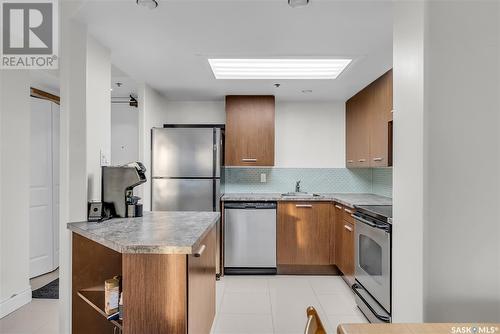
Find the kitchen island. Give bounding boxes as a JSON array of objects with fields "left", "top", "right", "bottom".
[{"left": 68, "top": 211, "right": 220, "bottom": 334}]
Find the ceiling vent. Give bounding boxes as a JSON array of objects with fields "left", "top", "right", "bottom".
[{"left": 288, "top": 0, "right": 309, "bottom": 8}]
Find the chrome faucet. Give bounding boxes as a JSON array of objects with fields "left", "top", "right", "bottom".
[{"left": 295, "top": 180, "right": 301, "bottom": 193}]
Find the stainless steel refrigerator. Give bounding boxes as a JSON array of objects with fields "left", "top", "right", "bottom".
[{"left": 151, "top": 125, "right": 223, "bottom": 212}]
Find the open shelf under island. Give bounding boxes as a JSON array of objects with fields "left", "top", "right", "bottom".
[{"left": 68, "top": 211, "right": 220, "bottom": 334}]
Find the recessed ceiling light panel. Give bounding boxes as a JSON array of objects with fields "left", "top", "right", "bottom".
[{"left": 208, "top": 59, "right": 352, "bottom": 80}]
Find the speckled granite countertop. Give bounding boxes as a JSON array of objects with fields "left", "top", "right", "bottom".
[
  {"left": 221, "top": 193, "right": 392, "bottom": 208},
  {"left": 67, "top": 211, "right": 220, "bottom": 254}
]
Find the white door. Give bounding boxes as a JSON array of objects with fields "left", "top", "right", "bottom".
[
  {"left": 29, "top": 97, "right": 57, "bottom": 278},
  {"left": 52, "top": 102, "right": 60, "bottom": 268}
]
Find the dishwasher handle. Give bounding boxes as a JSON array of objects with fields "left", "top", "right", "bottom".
[{"left": 224, "top": 202, "right": 277, "bottom": 210}]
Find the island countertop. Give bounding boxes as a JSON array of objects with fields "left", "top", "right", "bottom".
[{"left": 67, "top": 211, "right": 220, "bottom": 255}]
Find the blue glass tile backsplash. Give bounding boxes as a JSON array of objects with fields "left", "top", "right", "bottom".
[{"left": 223, "top": 167, "right": 392, "bottom": 197}]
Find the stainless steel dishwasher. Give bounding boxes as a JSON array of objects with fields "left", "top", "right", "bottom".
[{"left": 224, "top": 202, "right": 277, "bottom": 275}]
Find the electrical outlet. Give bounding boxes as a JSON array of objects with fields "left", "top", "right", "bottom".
[{"left": 260, "top": 173, "right": 267, "bottom": 183}]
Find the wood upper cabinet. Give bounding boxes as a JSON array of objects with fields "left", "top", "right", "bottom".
[
  {"left": 346, "top": 69, "right": 393, "bottom": 168},
  {"left": 345, "top": 98, "right": 358, "bottom": 167},
  {"left": 369, "top": 70, "right": 393, "bottom": 167},
  {"left": 277, "top": 202, "right": 330, "bottom": 265},
  {"left": 346, "top": 90, "right": 370, "bottom": 168},
  {"left": 225, "top": 95, "right": 275, "bottom": 166}
]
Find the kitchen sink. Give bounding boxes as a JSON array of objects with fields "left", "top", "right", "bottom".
[{"left": 281, "top": 192, "right": 321, "bottom": 198}]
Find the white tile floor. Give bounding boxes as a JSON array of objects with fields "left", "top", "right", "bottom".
[
  {"left": 0, "top": 299, "right": 59, "bottom": 334},
  {"left": 211, "top": 275, "right": 368, "bottom": 334},
  {"left": 0, "top": 275, "right": 367, "bottom": 334},
  {"left": 0, "top": 270, "right": 59, "bottom": 334}
]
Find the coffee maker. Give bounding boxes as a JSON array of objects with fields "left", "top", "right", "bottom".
[{"left": 102, "top": 162, "right": 147, "bottom": 218}]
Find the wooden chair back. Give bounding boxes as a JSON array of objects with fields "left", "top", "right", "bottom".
[{"left": 304, "top": 306, "right": 327, "bottom": 334}]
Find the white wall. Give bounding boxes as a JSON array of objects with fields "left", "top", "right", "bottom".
[
  {"left": 275, "top": 102, "right": 345, "bottom": 168},
  {"left": 86, "top": 36, "right": 111, "bottom": 201},
  {"left": 59, "top": 8, "right": 112, "bottom": 332},
  {"left": 0, "top": 71, "right": 32, "bottom": 317},
  {"left": 137, "top": 84, "right": 170, "bottom": 210},
  {"left": 393, "top": 0, "right": 500, "bottom": 323},
  {"left": 423, "top": 1, "right": 500, "bottom": 322},
  {"left": 163, "top": 101, "right": 225, "bottom": 125},
  {"left": 59, "top": 13, "right": 88, "bottom": 333},
  {"left": 111, "top": 104, "right": 139, "bottom": 165},
  {"left": 392, "top": 1, "right": 426, "bottom": 323}
]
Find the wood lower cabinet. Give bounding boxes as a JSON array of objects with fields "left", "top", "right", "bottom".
[
  {"left": 225, "top": 95, "right": 275, "bottom": 166},
  {"left": 188, "top": 227, "right": 216, "bottom": 334},
  {"left": 331, "top": 203, "right": 344, "bottom": 265},
  {"left": 332, "top": 203, "right": 355, "bottom": 283},
  {"left": 277, "top": 202, "right": 331, "bottom": 266},
  {"left": 72, "top": 226, "right": 216, "bottom": 334},
  {"left": 276, "top": 201, "right": 356, "bottom": 277},
  {"left": 346, "top": 69, "right": 393, "bottom": 168},
  {"left": 340, "top": 220, "right": 355, "bottom": 281}
]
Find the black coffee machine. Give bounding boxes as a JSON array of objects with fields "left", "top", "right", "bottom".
[{"left": 101, "top": 162, "right": 147, "bottom": 218}]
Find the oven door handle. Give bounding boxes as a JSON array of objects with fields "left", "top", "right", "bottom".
[
  {"left": 352, "top": 214, "right": 390, "bottom": 232},
  {"left": 352, "top": 283, "right": 391, "bottom": 323}
]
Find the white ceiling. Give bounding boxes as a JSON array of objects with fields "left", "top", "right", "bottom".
[
  {"left": 30, "top": 69, "right": 60, "bottom": 95},
  {"left": 111, "top": 65, "right": 138, "bottom": 98},
  {"left": 75, "top": 0, "right": 393, "bottom": 102}
]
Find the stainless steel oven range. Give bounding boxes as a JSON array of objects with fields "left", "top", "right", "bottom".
[{"left": 352, "top": 205, "right": 392, "bottom": 323}]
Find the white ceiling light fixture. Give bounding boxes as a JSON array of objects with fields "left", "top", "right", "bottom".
[
  {"left": 208, "top": 58, "right": 352, "bottom": 80},
  {"left": 288, "top": 0, "right": 309, "bottom": 8},
  {"left": 136, "top": 0, "right": 158, "bottom": 9}
]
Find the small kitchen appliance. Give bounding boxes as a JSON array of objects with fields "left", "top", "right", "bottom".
[{"left": 102, "top": 162, "right": 147, "bottom": 218}]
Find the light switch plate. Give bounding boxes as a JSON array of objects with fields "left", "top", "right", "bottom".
[
  {"left": 100, "top": 150, "right": 110, "bottom": 166},
  {"left": 260, "top": 173, "right": 267, "bottom": 183}
]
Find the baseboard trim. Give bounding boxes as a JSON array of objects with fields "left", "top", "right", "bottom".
[
  {"left": 0, "top": 287, "right": 32, "bottom": 318},
  {"left": 277, "top": 265, "right": 341, "bottom": 275}
]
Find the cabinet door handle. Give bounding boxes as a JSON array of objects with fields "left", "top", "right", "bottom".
[
  {"left": 194, "top": 244, "right": 206, "bottom": 257},
  {"left": 344, "top": 225, "right": 353, "bottom": 232},
  {"left": 344, "top": 208, "right": 353, "bottom": 214},
  {"left": 296, "top": 204, "right": 313, "bottom": 208},
  {"left": 347, "top": 160, "right": 354, "bottom": 163},
  {"left": 335, "top": 205, "right": 343, "bottom": 209},
  {"left": 373, "top": 157, "right": 383, "bottom": 162},
  {"left": 242, "top": 158, "right": 257, "bottom": 162},
  {"left": 358, "top": 159, "right": 366, "bottom": 163}
]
